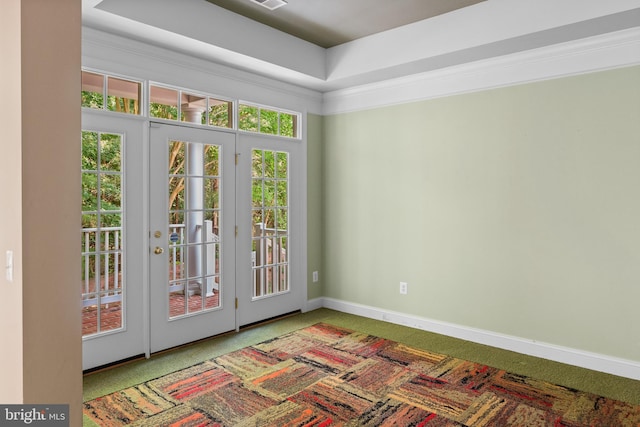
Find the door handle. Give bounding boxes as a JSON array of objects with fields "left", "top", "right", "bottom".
[{"left": 154, "top": 246, "right": 164, "bottom": 255}]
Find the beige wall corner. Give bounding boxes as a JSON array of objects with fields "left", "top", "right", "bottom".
[{"left": 19, "top": 0, "right": 83, "bottom": 425}]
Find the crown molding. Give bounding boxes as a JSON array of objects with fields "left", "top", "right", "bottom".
[{"left": 323, "top": 27, "right": 640, "bottom": 115}]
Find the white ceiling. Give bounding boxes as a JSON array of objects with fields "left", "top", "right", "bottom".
[
  {"left": 205, "top": 0, "right": 486, "bottom": 48},
  {"left": 83, "top": 0, "right": 640, "bottom": 92}
]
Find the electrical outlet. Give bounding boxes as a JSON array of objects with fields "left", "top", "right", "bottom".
[
  {"left": 399, "top": 281, "right": 408, "bottom": 295},
  {"left": 312, "top": 271, "right": 319, "bottom": 282}
]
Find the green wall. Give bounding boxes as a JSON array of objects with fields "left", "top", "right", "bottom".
[{"left": 321, "top": 66, "right": 640, "bottom": 362}]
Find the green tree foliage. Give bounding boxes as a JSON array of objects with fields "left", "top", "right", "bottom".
[
  {"left": 252, "top": 150, "right": 288, "bottom": 232},
  {"left": 82, "top": 90, "right": 139, "bottom": 115},
  {"left": 82, "top": 131, "right": 122, "bottom": 229},
  {"left": 82, "top": 90, "right": 103, "bottom": 109},
  {"left": 280, "top": 113, "right": 295, "bottom": 137},
  {"left": 239, "top": 105, "right": 259, "bottom": 132},
  {"left": 150, "top": 102, "right": 178, "bottom": 120},
  {"left": 209, "top": 103, "right": 231, "bottom": 127},
  {"left": 239, "top": 104, "right": 296, "bottom": 138},
  {"left": 260, "top": 109, "right": 278, "bottom": 135}
]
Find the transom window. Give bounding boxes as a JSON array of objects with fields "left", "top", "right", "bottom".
[
  {"left": 149, "top": 84, "right": 233, "bottom": 129},
  {"left": 81, "top": 70, "right": 142, "bottom": 115},
  {"left": 81, "top": 70, "right": 302, "bottom": 139},
  {"left": 239, "top": 103, "right": 299, "bottom": 138}
]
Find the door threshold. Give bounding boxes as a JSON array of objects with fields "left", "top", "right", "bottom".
[
  {"left": 83, "top": 354, "right": 146, "bottom": 376},
  {"left": 239, "top": 310, "right": 301, "bottom": 331}
]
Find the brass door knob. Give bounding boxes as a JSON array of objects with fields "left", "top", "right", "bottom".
[{"left": 154, "top": 246, "right": 164, "bottom": 255}]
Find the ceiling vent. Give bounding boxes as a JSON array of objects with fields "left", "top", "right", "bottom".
[{"left": 250, "top": 0, "right": 287, "bottom": 11}]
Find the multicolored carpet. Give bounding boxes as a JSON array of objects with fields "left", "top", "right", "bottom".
[{"left": 84, "top": 323, "right": 640, "bottom": 426}]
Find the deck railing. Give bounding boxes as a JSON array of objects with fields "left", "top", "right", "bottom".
[
  {"left": 82, "top": 226, "right": 122, "bottom": 308},
  {"left": 81, "top": 222, "right": 220, "bottom": 307},
  {"left": 168, "top": 221, "right": 220, "bottom": 296}
]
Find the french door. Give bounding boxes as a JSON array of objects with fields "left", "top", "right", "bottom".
[
  {"left": 83, "top": 118, "right": 306, "bottom": 367},
  {"left": 149, "top": 124, "right": 236, "bottom": 352},
  {"left": 235, "top": 133, "right": 305, "bottom": 326},
  {"left": 81, "top": 111, "right": 145, "bottom": 370}
]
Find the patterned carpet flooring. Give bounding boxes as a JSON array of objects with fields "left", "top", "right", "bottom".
[{"left": 84, "top": 323, "right": 640, "bottom": 426}]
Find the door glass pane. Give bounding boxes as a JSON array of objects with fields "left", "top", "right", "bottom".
[
  {"left": 251, "top": 149, "right": 289, "bottom": 299},
  {"left": 81, "top": 131, "right": 124, "bottom": 337},
  {"left": 168, "top": 140, "right": 222, "bottom": 318}
]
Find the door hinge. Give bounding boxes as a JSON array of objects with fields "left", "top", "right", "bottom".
[
  {"left": 235, "top": 153, "right": 239, "bottom": 165},
  {"left": 235, "top": 298, "right": 238, "bottom": 309},
  {"left": 235, "top": 225, "right": 238, "bottom": 237}
]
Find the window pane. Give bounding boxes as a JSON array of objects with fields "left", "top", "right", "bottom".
[
  {"left": 107, "top": 77, "right": 141, "bottom": 115},
  {"left": 276, "top": 181, "right": 287, "bottom": 207},
  {"left": 276, "top": 208, "right": 288, "bottom": 231},
  {"left": 252, "top": 180, "right": 263, "bottom": 206},
  {"left": 252, "top": 149, "right": 263, "bottom": 178},
  {"left": 263, "top": 150, "right": 275, "bottom": 178},
  {"left": 209, "top": 98, "right": 232, "bottom": 128},
  {"left": 99, "top": 133, "right": 122, "bottom": 171},
  {"left": 203, "top": 145, "right": 220, "bottom": 176},
  {"left": 263, "top": 180, "right": 276, "bottom": 206},
  {"left": 82, "top": 213, "right": 98, "bottom": 230},
  {"left": 169, "top": 177, "right": 185, "bottom": 211},
  {"left": 239, "top": 104, "right": 258, "bottom": 132},
  {"left": 169, "top": 141, "right": 185, "bottom": 175},
  {"left": 100, "top": 174, "right": 121, "bottom": 211},
  {"left": 204, "top": 178, "right": 219, "bottom": 209},
  {"left": 82, "top": 131, "right": 98, "bottom": 170},
  {"left": 181, "top": 92, "right": 207, "bottom": 124},
  {"left": 280, "top": 113, "right": 295, "bottom": 137},
  {"left": 82, "top": 173, "right": 98, "bottom": 212},
  {"left": 260, "top": 109, "right": 278, "bottom": 135},
  {"left": 150, "top": 85, "right": 179, "bottom": 120},
  {"left": 101, "top": 213, "right": 122, "bottom": 228},
  {"left": 81, "top": 71, "right": 104, "bottom": 109},
  {"left": 276, "top": 151, "right": 288, "bottom": 179}
]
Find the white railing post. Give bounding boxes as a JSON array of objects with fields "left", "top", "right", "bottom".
[
  {"left": 104, "top": 230, "right": 110, "bottom": 296},
  {"left": 205, "top": 220, "right": 219, "bottom": 296},
  {"left": 114, "top": 229, "right": 120, "bottom": 295}
]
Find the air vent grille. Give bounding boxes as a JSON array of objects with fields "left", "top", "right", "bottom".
[{"left": 250, "top": 0, "right": 287, "bottom": 11}]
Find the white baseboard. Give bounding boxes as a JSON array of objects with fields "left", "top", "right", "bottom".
[
  {"left": 304, "top": 297, "right": 324, "bottom": 312},
  {"left": 309, "top": 297, "right": 640, "bottom": 381}
]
